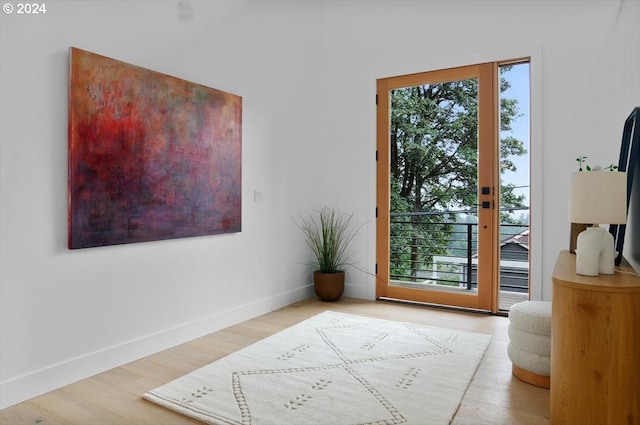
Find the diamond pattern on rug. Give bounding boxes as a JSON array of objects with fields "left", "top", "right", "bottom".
[
  {"left": 143, "top": 311, "right": 492, "bottom": 425},
  {"left": 317, "top": 322, "right": 451, "bottom": 363},
  {"left": 233, "top": 364, "right": 403, "bottom": 425}
]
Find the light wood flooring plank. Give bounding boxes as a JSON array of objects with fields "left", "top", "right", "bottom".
[{"left": 0, "top": 297, "right": 550, "bottom": 425}]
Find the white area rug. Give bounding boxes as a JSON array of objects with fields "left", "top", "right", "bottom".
[{"left": 144, "top": 311, "right": 492, "bottom": 425}]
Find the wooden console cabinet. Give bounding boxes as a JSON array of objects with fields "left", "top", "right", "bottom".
[{"left": 551, "top": 250, "right": 640, "bottom": 425}]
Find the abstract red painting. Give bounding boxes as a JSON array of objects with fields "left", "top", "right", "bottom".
[{"left": 68, "top": 47, "right": 242, "bottom": 249}]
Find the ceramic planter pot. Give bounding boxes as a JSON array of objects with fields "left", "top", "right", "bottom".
[{"left": 313, "top": 271, "right": 345, "bottom": 302}]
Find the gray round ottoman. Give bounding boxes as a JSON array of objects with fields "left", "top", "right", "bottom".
[{"left": 508, "top": 300, "right": 551, "bottom": 388}]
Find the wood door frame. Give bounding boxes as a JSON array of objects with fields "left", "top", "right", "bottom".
[{"left": 376, "top": 62, "right": 498, "bottom": 312}]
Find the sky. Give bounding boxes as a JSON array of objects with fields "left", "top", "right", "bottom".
[{"left": 500, "top": 62, "right": 530, "bottom": 210}]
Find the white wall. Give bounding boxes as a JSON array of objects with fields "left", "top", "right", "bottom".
[
  {"left": 317, "top": 0, "right": 640, "bottom": 301},
  {"left": 0, "top": 0, "right": 323, "bottom": 409},
  {"left": 1, "top": 0, "right": 638, "bottom": 410}
]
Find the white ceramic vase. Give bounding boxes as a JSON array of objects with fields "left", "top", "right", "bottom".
[{"left": 575, "top": 226, "right": 616, "bottom": 276}]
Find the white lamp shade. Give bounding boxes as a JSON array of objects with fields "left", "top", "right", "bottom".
[{"left": 568, "top": 171, "right": 627, "bottom": 224}]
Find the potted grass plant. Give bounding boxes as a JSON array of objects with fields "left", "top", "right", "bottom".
[{"left": 295, "top": 207, "right": 362, "bottom": 301}]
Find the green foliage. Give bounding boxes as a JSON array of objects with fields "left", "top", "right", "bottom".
[
  {"left": 390, "top": 212, "right": 453, "bottom": 282},
  {"left": 576, "top": 156, "right": 588, "bottom": 171},
  {"left": 389, "top": 67, "right": 527, "bottom": 280},
  {"left": 576, "top": 156, "right": 618, "bottom": 172},
  {"left": 295, "top": 208, "right": 362, "bottom": 273}
]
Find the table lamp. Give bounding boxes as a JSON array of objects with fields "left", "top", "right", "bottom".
[{"left": 568, "top": 170, "right": 627, "bottom": 276}]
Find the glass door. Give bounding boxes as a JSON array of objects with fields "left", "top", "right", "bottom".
[
  {"left": 376, "top": 63, "right": 498, "bottom": 311},
  {"left": 497, "top": 61, "right": 531, "bottom": 311}
]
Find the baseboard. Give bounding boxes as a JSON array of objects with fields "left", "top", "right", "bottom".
[{"left": 0, "top": 284, "right": 314, "bottom": 410}]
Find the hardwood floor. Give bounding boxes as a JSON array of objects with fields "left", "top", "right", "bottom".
[{"left": 0, "top": 297, "right": 550, "bottom": 425}]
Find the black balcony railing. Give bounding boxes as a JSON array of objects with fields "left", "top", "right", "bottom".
[{"left": 390, "top": 210, "right": 529, "bottom": 294}]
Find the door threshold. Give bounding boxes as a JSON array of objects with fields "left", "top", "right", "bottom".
[{"left": 376, "top": 296, "right": 506, "bottom": 316}]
